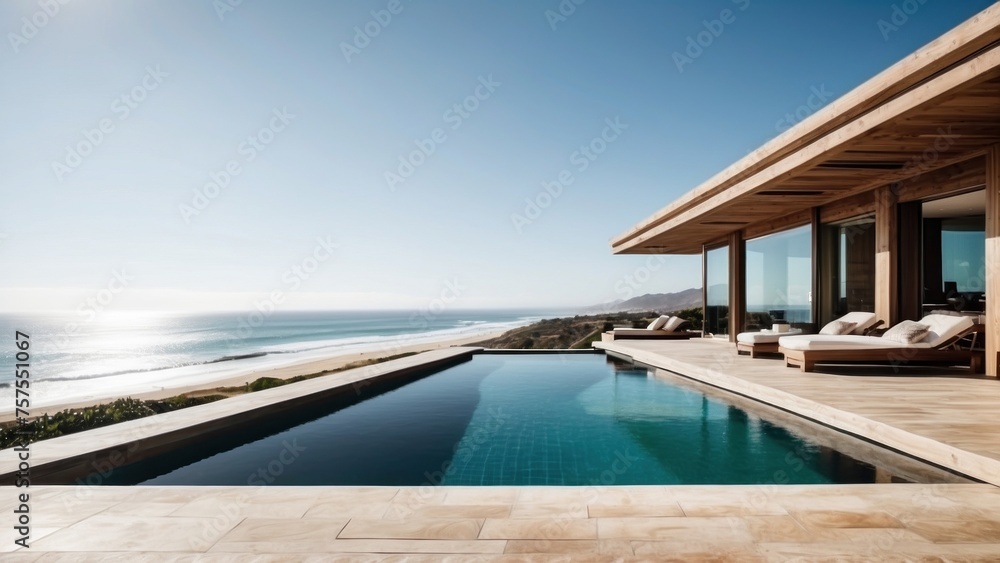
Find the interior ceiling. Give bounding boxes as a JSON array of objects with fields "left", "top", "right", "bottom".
[
  {"left": 922, "top": 189, "right": 987, "bottom": 218},
  {"left": 614, "top": 66, "right": 1000, "bottom": 255}
]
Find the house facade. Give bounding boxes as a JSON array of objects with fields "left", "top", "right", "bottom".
[{"left": 612, "top": 4, "right": 1000, "bottom": 376}]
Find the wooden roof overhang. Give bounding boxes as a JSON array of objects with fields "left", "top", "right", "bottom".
[{"left": 612, "top": 3, "right": 1000, "bottom": 255}]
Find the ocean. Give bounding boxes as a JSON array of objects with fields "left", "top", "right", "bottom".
[{"left": 0, "top": 309, "right": 558, "bottom": 411}]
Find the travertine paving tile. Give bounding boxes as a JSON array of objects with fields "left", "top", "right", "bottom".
[
  {"left": 338, "top": 517, "right": 483, "bottom": 540},
  {"left": 221, "top": 517, "right": 349, "bottom": 542},
  {"left": 210, "top": 538, "right": 507, "bottom": 555},
  {"left": 30, "top": 514, "right": 237, "bottom": 551},
  {"left": 443, "top": 487, "right": 521, "bottom": 505},
  {"left": 744, "top": 515, "right": 813, "bottom": 543},
  {"left": 760, "top": 540, "right": 1000, "bottom": 560},
  {"left": 303, "top": 500, "right": 392, "bottom": 519},
  {"left": 381, "top": 503, "right": 512, "bottom": 520},
  {"left": 791, "top": 509, "right": 905, "bottom": 529},
  {"left": 479, "top": 517, "right": 597, "bottom": 540},
  {"left": 630, "top": 540, "right": 763, "bottom": 560},
  {"left": 504, "top": 539, "right": 633, "bottom": 556},
  {"left": 588, "top": 503, "right": 684, "bottom": 518},
  {"left": 102, "top": 502, "right": 188, "bottom": 517},
  {"left": 29, "top": 500, "right": 119, "bottom": 528},
  {"left": 509, "top": 502, "right": 589, "bottom": 519},
  {"left": 171, "top": 495, "right": 314, "bottom": 519},
  {"left": 598, "top": 517, "right": 753, "bottom": 543},
  {"left": 906, "top": 519, "right": 1000, "bottom": 543}
]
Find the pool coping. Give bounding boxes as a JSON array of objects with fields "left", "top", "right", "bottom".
[{"left": 0, "top": 346, "right": 481, "bottom": 483}]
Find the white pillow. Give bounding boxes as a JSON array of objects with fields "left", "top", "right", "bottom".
[
  {"left": 664, "top": 316, "right": 687, "bottom": 332},
  {"left": 819, "top": 320, "right": 857, "bottom": 335},
  {"left": 881, "top": 320, "right": 930, "bottom": 345},
  {"left": 647, "top": 315, "right": 671, "bottom": 331}
]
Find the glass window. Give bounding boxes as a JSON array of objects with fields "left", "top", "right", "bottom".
[
  {"left": 941, "top": 216, "right": 985, "bottom": 292},
  {"left": 820, "top": 216, "right": 875, "bottom": 322},
  {"left": 745, "top": 224, "right": 812, "bottom": 330},
  {"left": 704, "top": 245, "right": 729, "bottom": 336}
]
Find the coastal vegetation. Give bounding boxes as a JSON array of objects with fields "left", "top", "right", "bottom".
[
  {"left": 476, "top": 308, "right": 702, "bottom": 349},
  {"left": 0, "top": 352, "right": 417, "bottom": 449}
]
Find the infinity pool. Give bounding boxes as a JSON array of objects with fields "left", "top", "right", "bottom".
[{"left": 104, "top": 352, "right": 965, "bottom": 485}]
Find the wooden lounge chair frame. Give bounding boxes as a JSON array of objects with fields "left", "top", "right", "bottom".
[
  {"left": 737, "top": 320, "right": 885, "bottom": 359},
  {"left": 779, "top": 324, "right": 984, "bottom": 373},
  {"left": 602, "top": 321, "right": 697, "bottom": 341}
]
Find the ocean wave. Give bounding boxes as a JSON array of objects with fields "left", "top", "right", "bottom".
[{"left": 6, "top": 319, "right": 532, "bottom": 385}]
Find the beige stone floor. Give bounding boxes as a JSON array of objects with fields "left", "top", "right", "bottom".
[
  {"left": 1, "top": 483, "right": 999, "bottom": 559},
  {"left": 2, "top": 341, "right": 1000, "bottom": 559}
]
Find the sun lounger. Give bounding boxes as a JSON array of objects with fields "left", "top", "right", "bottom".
[
  {"left": 778, "top": 314, "right": 983, "bottom": 373},
  {"left": 736, "top": 312, "right": 882, "bottom": 358},
  {"left": 601, "top": 315, "right": 697, "bottom": 341}
]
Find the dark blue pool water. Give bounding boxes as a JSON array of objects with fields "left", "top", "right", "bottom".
[{"left": 104, "top": 353, "right": 939, "bottom": 485}]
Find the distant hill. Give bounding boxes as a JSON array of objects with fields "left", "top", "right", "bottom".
[{"left": 584, "top": 288, "right": 702, "bottom": 314}]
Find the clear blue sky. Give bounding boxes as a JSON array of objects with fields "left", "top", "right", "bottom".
[{"left": 1, "top": 0, "right": 994, "bottom": 312}]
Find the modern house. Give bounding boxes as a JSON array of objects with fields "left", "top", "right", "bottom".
[{"left": 611, "top": 3, "right": 1000, "bottom": 376}]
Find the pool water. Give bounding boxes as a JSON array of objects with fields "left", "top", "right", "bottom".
[{"left": 104, "top": 353, "right": 955, "bottom": 486}]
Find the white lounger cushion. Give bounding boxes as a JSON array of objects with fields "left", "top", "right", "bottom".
[
  {"left": 737, "top": 332, "right": 785, "bottom": 344},
  {"left": 779, "top": 314, "right": 974, "bottom": 351},
  {"left": 664, "top": 316, "right": 687, "bottom": 332},
  {"left": 920, "top": 314, "right": 974, "bottom": 347},
  {"left": 836, "top": 312, "right": 878, "bottom": 335},
  {"left": 778, "top": 334, "right": 929, "bottom": 351},
  {"left": 613, "top": 327, "right": 684, "bottom": 334},
  {"left": 647, "top": 315, "right": 671, "bottom": 330}
]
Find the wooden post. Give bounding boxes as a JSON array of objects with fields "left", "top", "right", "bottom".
[
  {"left": 986, "top": 145, "right": 1000, "bottom": 377},
  {"left": 728, "top": 231, "right": 746, "bottom": 342},
  {"left": 701, "top": 245, "right": 708, "bottom": 336},
  {"left": 875, "top": 186, "right": 898, "bottom": 327}
]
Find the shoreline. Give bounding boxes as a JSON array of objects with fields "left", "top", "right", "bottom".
[{"left": 0, "top": 330, "right": 504, "bottom": 424}]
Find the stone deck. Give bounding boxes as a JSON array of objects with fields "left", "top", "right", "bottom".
[{"left": 1, "top": 340, "right": 999, "bottom": 559}]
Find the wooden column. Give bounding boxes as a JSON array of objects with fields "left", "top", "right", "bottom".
[
  {"left": 728, "top": 231, "right": 746, "bottom": 342},
  {"left": 701, "top": 245, "right": 708, "bottom": 335},
  {"left": 875, "top": 186, "right": 898, "bottom": 326},
  {"left": 986, "top": 144, "right": 1000, "bottom": 377}
]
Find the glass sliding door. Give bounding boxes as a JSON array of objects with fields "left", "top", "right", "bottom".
[
  {"left": 704, "top": 245, "right": 729, "bottom": 337},
  {"left": 744, "top": 224, "right": 812, "bottom": 330}
]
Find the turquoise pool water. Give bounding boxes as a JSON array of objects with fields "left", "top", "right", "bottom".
[{"left": 104, "top": 353, "right": 947, "bottom": 485}]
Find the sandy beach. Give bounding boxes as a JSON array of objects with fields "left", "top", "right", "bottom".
[{"left": 0, "top": 330, "right": 505, "bottom": 424}]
